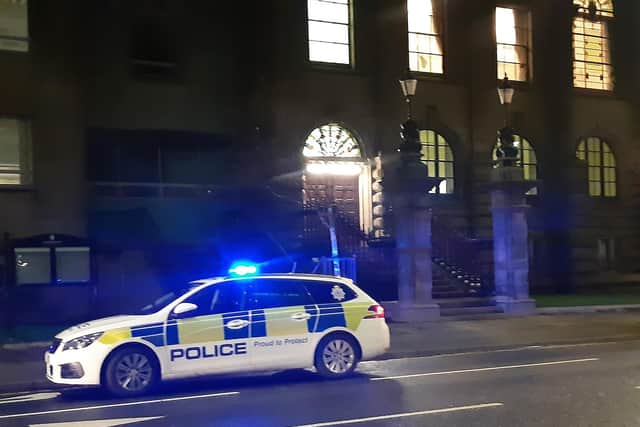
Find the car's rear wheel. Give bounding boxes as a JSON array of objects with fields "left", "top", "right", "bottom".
[
  {"left": 314, "top": 333, "right": 360, "bottom": 379},
  {"left": 104, "top": 346, "right": 158, "bottom": 397}
]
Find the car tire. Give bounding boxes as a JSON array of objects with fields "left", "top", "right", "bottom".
[
  {"left": 314, "top": 333, "right": 360, "bottom": 379},
  {"left": 104, "top": 346, "right": 159, "bottom": 397}
]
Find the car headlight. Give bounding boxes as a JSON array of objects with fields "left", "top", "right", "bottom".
[{"left": 62, "top": 332, "right": 103, "bottom": 351}]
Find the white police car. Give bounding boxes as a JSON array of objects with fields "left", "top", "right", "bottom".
[{"left": 45, "top": 273, "right": 390, "bottom": 396}]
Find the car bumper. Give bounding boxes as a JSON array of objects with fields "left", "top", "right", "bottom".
[
  {"left": 45, "top": 345, "right": 110, "bottom": 386},
  {"left": 356, "top": 319, "right": 391, "bottom": 360}
]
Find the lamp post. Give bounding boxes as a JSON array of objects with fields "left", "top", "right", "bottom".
[
  {"left": 488, "top": 75, "right": 537, "bottom": 315},
  {"left": 387, "top": 70, "right": 441, "bottom": 322},
  {"left": 399, "top": 70, "right": 418, "bottom": 120},
  {"left": 397, "top": 71, "right": 421, "bottom": 160},
  {"left": 496, "top": 75, "right": 518, "bottom": 167}
]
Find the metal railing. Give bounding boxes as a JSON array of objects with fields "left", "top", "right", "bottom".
[
  {"left": 312, "top": 256, "right": 357, "bottom": 282},
  {"left": 432, "top": 215, "right": 494, "bottom": 296}
]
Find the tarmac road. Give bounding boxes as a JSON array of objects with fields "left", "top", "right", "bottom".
[{"left": 1, "top": 341, "right": 639, "bottom": 426}]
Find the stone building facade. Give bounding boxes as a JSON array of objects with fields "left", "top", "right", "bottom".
[{"left": 1, "top": 0, "right": 639, "bottom": 322}]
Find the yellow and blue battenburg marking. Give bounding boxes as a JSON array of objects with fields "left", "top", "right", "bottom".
[
  {"left": 97, "top": 302, "right": 373, "bottom": 348},
  {"left": 131, "top": 323, "right": 165, "bottom": 346},
  {"left": 316, "top": 303, "right": 347, "bottom": 331},
  {"left": 98, "top": 323, "right": 167, "bottom": 347}
]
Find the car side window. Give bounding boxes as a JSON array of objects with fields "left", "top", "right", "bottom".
[
  {"left": 173, "top": 286, "right": 218, "bottom": 319},
  {"left": 173, "top": 282, "right": 246, "bottom": 318},
  {"left": 210, "top": 281, "right": 247, "bottom": 314},
  {"left": 304, "top": 281, "right": 357, "bottom": 304},
  {"left": 246, "top": 279, "right": 314, "bottom": 310}
]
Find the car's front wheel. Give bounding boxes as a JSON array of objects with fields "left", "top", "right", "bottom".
[
  {"left": 104, "top": 346, "right": 158, "bottom": 397},
  {"left": 314, "top": 333, "right": 360, "bottom": 379}
]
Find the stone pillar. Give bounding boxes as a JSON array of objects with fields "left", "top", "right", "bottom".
[
  {"left": 387, "top": 119, "right": 441, "bottom": 322},
  {"left": 489, "top": 166, "right": 537, "bottom": 315}
]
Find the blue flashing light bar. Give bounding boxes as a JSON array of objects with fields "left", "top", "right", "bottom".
[{"left": 228, "top": 261, "right": 260, "bottom": 277}]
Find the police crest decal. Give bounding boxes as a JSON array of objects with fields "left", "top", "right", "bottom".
[{"left": 331, "top": 285, "right": 346, "bottom": 301}]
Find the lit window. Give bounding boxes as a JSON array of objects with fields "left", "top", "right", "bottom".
[
  {"left": 576, "top": 137, "right": 616, "bottom": 197},
  {"left": 573, "top": 0, "right": 613, "bottom": 90},
  {"left": 0, "top": 0, "right": 28, "bottom": 52},
  {"left": 492, "top": 134, "right": 538, "bottom": 195},
  {"left": 303, "top": 124, "right": 361, "bottom": 158},
  {"left": 495, "top": 7, "right": 530, "bottom": 82},
  {"left": 407, "top": 0, "right": 443, "bottom": 74},
  {"left": 420, "top": 130, "right": 454, "bottom": 194},
  {"left": 307, "top": 0, "right": 351, "bottom": 65},
  {"left": 0, "top": 118, "right": 32, "bottom": 186}
]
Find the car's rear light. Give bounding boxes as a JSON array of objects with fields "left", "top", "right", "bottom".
[{"left": 364, "top": 304, "right": 385, "bottom": 319}]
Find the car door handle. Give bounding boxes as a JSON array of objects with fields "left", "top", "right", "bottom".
[
  {"left": 226, "top": 319, "right": 250, "bottom": 329},
  {"left": 291, "top": 312, "right": 311, "bottom": 321}
]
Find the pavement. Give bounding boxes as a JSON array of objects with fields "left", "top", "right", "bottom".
[
  {"left": 2, "top": 311, "right": 640, "bottom": 395},
  {"left": 2, "top": 340, "right": 640, "bottom": 425}
]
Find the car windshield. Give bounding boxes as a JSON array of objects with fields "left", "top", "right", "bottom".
[{"left": 137, "top": 283, "right": 202, "bottom": 314}]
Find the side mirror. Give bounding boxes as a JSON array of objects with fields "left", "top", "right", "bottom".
[{"left": 173, "top": 302, "right": 198, "bottom": 316}]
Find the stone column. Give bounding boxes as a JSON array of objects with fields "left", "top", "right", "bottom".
[
  {"left": 387, "top": 119, "right": 441, "bottom": 322},
  {"left": 489, "top": 166, "right": 537, "bottom": 315}
]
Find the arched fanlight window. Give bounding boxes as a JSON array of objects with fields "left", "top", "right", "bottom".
[
  {"left": 492, "top": 134, "right": 538, "bottom": 195},
  {"left": 576, "top": 137, "right": 616, "bottom": 197},
  {"left": 303, "top": 123, "right": 361, "bottom": 159},
  {"left": 419, "top": 130, "right": 454, "bottom": 194}
]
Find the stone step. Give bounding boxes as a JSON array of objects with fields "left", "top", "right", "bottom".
[
  {"left": 433, "top": 290, "right": 467, "bottom": 299},
  {"left": 435, "top": 297, "right": 496, "bottom": 309},
  {"left": 440, "top": 305, "right": 503, "bottom": 317},
  {"left": 438, "top": 312, "right": 507, "bottom": 321},
  {"left": 433, "top": 282, "right": 461, "bottom": 291}
]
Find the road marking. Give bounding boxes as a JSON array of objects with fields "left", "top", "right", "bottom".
[
  {"left": 0, "top": 392, "right": 60, "bottom": 405},
  {"left": 0, "top": 391, "right": 239, "bottom": 420},
  {"left": 290, "top": 402, "right": 504, "bottom": 427},
  {"left": 0, "top": 387, "right": 78, "bottom": 399},
  {"left": 30, "top": 416, "right": 164, "bottom": 427},
  {"left": 360, "top": 346, "right": 546, "bottom": 365},
  {"left": 371, "top": 358, "right": 599, "bottom": 381},
  {"left": 362, "top": 340, "right": 638, "bottom": 365}
]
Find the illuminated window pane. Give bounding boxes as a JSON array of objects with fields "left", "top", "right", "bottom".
[
  {"left": 303, "top": 124, "right": 361, "bottom": 158},
  {"left": 0, "top": 0, "right": 29, "bottom": 52},
  {"left": 573, "top": 2, "right": 613, "bottom": 91},
  {"left": 419, "top": 130, "right": 454, "bottom": 194},
  {"left": 407, "top": 0, "right": 443, "bottom": 74},
  {"left": 576, "top": 141, "right": 586, "bottom": 160},
  {"left": 0, "top": 118, "right": 32, "bottom": 186},
  {"left": 445, "top": 162, "right": 453, "bottom": 177},
  {"left": 495, "top": 7, "right": 530, "bottom": 82},
  {"left": 307, "top": 0, "right": 351, "bottom": 65},
  {"left": 308, "top": 21, "right": 349, "bottom": 44},
  {"left": 308, "top": 0, "right": 349, "bottom": 24},
  {"left": 573, "top": 0, "right": 614, "bottom": 18},
  {"left": 576, "top": 137, "right": 616, "bottom": 197},
  {"left": 492, "top": 134, "right": 538, "bottom": 194},
  {"left": 427, "top": 161, "right": 436, "bottom": 174},
  {"left": 428, "top": 145, "right": 436, "bottom": 160},
  {"left": 309, "top": 41, "right": 350, "bottom": 64}
]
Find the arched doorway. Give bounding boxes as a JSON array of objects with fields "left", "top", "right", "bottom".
[{"left": 302, "top": 123, "right": 372, "bottom": 233}]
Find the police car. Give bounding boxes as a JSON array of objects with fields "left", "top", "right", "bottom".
[{"left": 45, "top": 272, "right": 390, "bottom": 396}]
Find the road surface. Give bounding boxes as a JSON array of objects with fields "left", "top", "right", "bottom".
[{"left": 1, "top": 340, "right": 639, "bottom": 426}]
